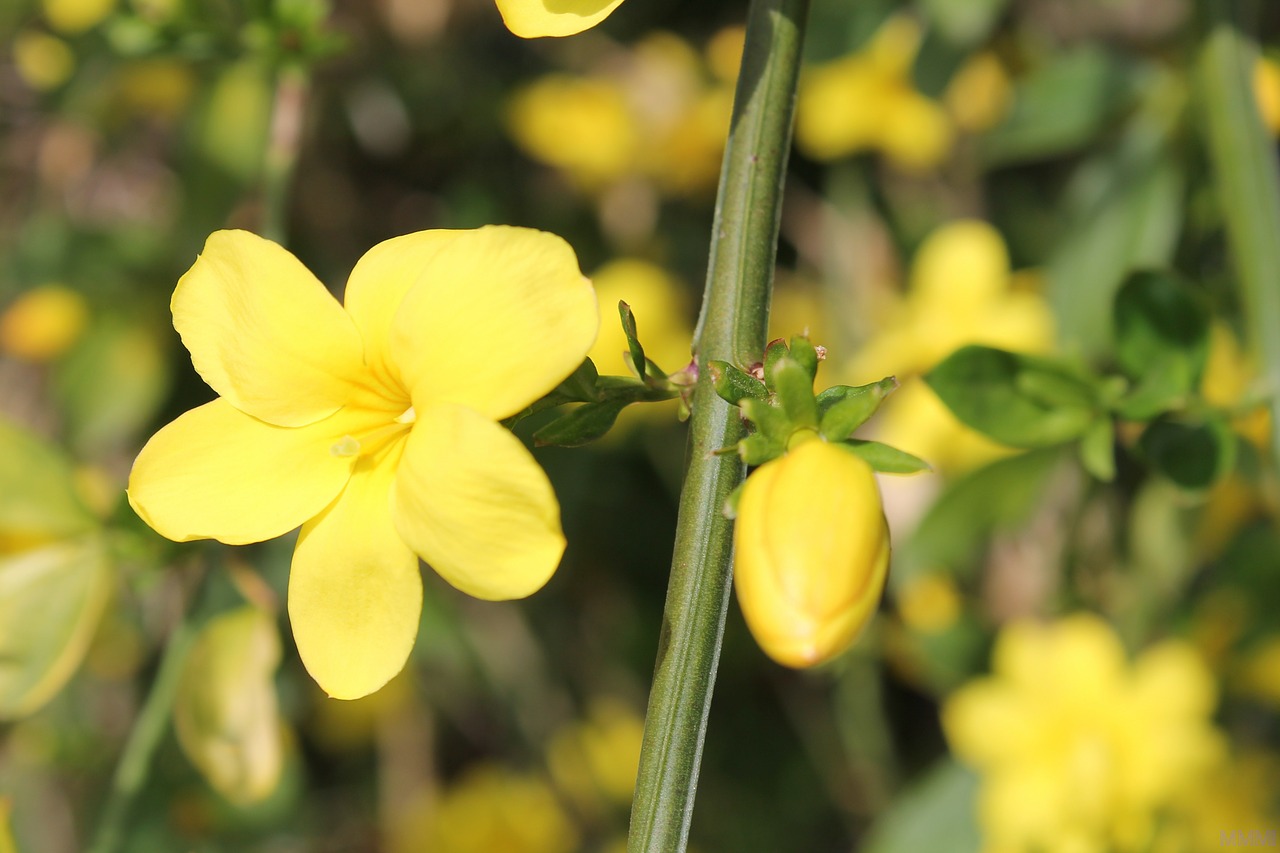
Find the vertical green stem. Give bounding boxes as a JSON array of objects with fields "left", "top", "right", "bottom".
[
  {"left": 86, "top": 593, "right": 200, "bottom": 853},
  {"left": 627, "top": 1, "right": 810, "bottom": 850},
  {"left": 1196, "top": 0, "right": 1280, "bottom": 462},
  {"left": 261, "top": 63, "right": 310, "bottom": 245}
]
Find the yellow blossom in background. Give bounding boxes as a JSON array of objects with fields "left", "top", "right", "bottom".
[
  {"left": 589, "top": 259, "right": 692, "bottom": 377},
  {"left": 42, "top": 0, "right": 117, "bottom": 34},
  {"left": 943, "top": 614, "right": 1224, "bottom": 853},
  {"left": 796, "top": 16, "right": 953, "bottom": 171},
  {"left": 734, "top": 438, "right": 890, "bottom": 668},
  {"left": 12, "top": 31, "right": 75, "bottom": 92},
  {"left": 495, "top": 0, "right": 626, "bottom": 38},
  {"left": 1200, "top": 320, "right": 1270, "bottom": 450},
  {"left": 944, "top": 52, "right": 1013, "bottom": 134},
  {"left": 848, "top": 220, "right": 1055, "bottom": 473},
  {"left": 0, "top": 284, "right": 90, "bottom": 362},
  {"left": 110, "top": 59, "right": 197, "bottom": 123},
  {"left": 507, "top": 29, "right": 738, "bottom": 199},
  {"left": 127, "top": 227, "right": 598, "bottom": 700},
  {"left": 0, "top": 796, "right": 14, "bottom": 853},
  {"left": 896, "top": 572, "right": 961, "bottom": 635},
  {"left": 1254, "top": 57, "right": 1280, "bottom": 135},
  {"left": 547, "top": 697, "right": 644, "bottom": 812},
  {"left": 394, "top": 765, "right": 578, "bottom": 853}
]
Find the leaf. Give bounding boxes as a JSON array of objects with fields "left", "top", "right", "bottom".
[
  {"left": 618, "top": 301, "right": 647, "bottom": 381},
  {"left": 1079, "top": 417, "right": 1116, "bottom": 481},
  {"left": 709, "top": 360, "right": 768, "bottom": 405},
  {"left": 817, "top": 378, "right": 896, "bottom": 441},
  {"left": 0, "top": 418, "right": 97, "bottom": 542},
  {"left": 174, "top": 607, "right": 284, "bottom": 805},
  {"left": 919, "top": 0, "right": 1007, "bottom": 46},
  {"left": 841, "top": 440, "right": 930, "bottom": 474},
  {"left": 863, "top": 760, "right": 982, "bottom": 853},
  {"left": 0, "top": 536, "right": 112, "bottom": 719},
  {"left": 788, "top": 335, "right": 820, "bottom": 382},
  {"left": 1138, "top": 414, "right": 1236, "bottom": 492},
  {"left": 768, "top": 357, "right": 819, "bottom": 429},
  {"left": 1112, "top": 269, "right": 1210, "bottom": 398},
  {"left": 533, "top": 400, "right": 629, "bottom": 448},
  {"left": 925, "top": 346, "right": 1098, "bottom": 448}
]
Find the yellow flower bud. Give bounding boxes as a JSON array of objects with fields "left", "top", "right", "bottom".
[{"left": 733, "top": 439, "right": 890, "bottom": 668}]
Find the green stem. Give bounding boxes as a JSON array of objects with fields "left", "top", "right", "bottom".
[
  {"left": 261, "top": 63, "right": 310, "bottom": 244},
  {"left": 86, "top": 577, "right": 204, "bottom": 853},
  {"left": 1196, "top": 1, "right": 1280, "bottom": 463},
  {"left": 626, "top": 1, "right": 810, "bottom": 850}
]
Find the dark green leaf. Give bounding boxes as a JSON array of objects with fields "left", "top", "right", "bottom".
[
  {"left": 863, "top": 761, "right": 981, "bottom": 853},
  {"left": 1138, "top": 414, "right": 1236, "bottom": 491},
  {"left": 532, "top": 400, "right": 629, "bottom": 448},
  {"left": 618, "top": 301, "right": 647, "bottom": 381},
  {"left": 1113, "top": 269, "right": 1210, "bottom": 397},
  {"left": 925, "top": 346, "right": 1098, "bottom": 447}
]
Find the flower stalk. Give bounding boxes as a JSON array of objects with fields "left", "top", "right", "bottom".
[{"left": 626, "top": 0, "right": 810, "bottom": 850}]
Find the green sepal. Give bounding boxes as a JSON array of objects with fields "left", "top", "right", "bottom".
[
  {"left": 768, "top": 357, "right": 819, "bottom": 429},
  {"left": 722, "top": 481, "right": 747, "bottom": 520},
  {"left": 533, "top": 400, "right": 629, "bottom": 448},
  {"left": 709, "top": 360, "right": 768, "bottom": 405},
  {"left": 739, "top": 396, "right": 792, "bottom": 445},
  {"left": 736, "top": 432, "right": 783, "bottom": 466},
  {"left": 1079, "top": 417, "right": 1116, "bottom": 481},
  {"left": 817, "top": 377, "right": 897, "bottom": 441},
  {"left": 761, "top": 338, "right": 789, "bottom": 392},
  {"left": 1137, "top": 413, "right": 1236, "bottom": 492},
  {"left": 619, "top": 301, "right": 648, "bottom": 382},
  {"left": 839, "top": 439, "right": 931, "bottom": 474},
  {"left": 926, "top": 346, "right": 1098, "bottom": 448},
  {"left": 788, "top": 335, "right": 820, "bottom": 382}
]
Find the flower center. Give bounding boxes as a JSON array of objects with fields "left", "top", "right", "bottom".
[{"left": 329, "top": 406, "right": 416, "bottom": 460}]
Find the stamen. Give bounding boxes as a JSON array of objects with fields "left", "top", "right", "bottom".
[{"left": 396, "top": 407, "right": 417, "bottom": 424}]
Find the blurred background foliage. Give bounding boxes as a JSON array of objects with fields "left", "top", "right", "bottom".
[{"left": 2, "top": 0, "right": 1280, "bottom": 850}]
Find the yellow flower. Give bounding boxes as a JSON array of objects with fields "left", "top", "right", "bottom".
[
  {"left": 897, "top": 572, "right": 962, "bottom": 635},
  {"left": 796, "top": 16, "right": 953, "bottom": 171},
  {"left": 943, "top": 614, "right": 1224, "bottom": 852},
  {"left": 546, "top": 697, "right": 644, "bottom": 811},
  {"left": 734, "top": 438, "right": 890, "bottom": 668},
  {"left": 42, "top": 0, "right": 117, "bottom": 33},
  {"left": 1255, "top": 57, "right": 1280, "bottom": 136},
  {"left": 848, "top": 220, "right": 1056, "bottom": 474},
  {"left": 944, "top": 51, "right": 1013, "bottom": 134},
  {"left": 12, "top": 31, "right": 75, "bottom": 92},
  {"left": 127, "top": 228, "right": 598, "bottom": 700},
  {"left": 495, "top": 0, "right": 626, "bottom": 38},
  {"left": 0, "top": 284, "right": 90, "bottom": 362}
]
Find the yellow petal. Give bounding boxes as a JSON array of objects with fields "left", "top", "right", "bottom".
[
  {"left": 289, "top": 447, "right": 422, "bottom": 700},
  {"left": 390, "top": 226, "right": 597, "bottom": 420},
  {"left": 127, "top": 399, "right": 365, "bottom": 545},
  {"left": 392, "top": 403, "right": 565, "bottom": 600},
  {"left": 494, "top": 0, "right": 626, "bottom": 38},
  {"left": 173, "top": 230, "right": 365, "bottom": 427},
  {"left": 342, "top": 230, "right": 459, "bottom": 395}
]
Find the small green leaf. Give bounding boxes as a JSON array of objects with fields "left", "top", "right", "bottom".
[
  {"left": 819, "top": 382, "right": 894, "bottom": 441},
  {"left": 618, "top": 301, "right": 647, "bottom": 381},
  {"left": 0, "top": 419, "right": 98, "bottom": 539},
  {"left": 817, "top": 377, "right": 897, "bottom": 412},
  {"left": 926, "top": 346, "right": 1098, "bottom": 447},
  {"left": 840, "top": 440, "right": 931, "bottom": 474},
  {"left": 739, "top": 397, "right": 792, "bottom": 445},
  {"left": 761, "top": 338, "right": 789, "bottom": 392},
  {"left": 1113, "top": 269, "right": 1210, "bottom": 392},
  {"left": 768, "top": 357, "right": 819, "bottom": 429},
  {"left": 709, "top": 360, "right": 768, "bottom": 405},
  {"left": 788, "top": 335, "right": 820, "bottom": 382},
  {"left": 863, "top": 761, "right": 981, "bottom": 853},
  {"left": 736, "top": 433, "right": 783, "bottom": 466},
  {"left": 533, "top": 400, "right": 629, "bottom": 447},
  {"left": 1079, "top": 417, "right": 1115, "bottom": 481},
  {"left": 1110, "top": 359, "right": 1191, "bottom": 421},
  {"left": 1138, "top": 413, "right": 1236, "bottom": 492},
  {"left": 557, "top": 358, "right": 601, "bottom": 402},
  {"left": 722, "top": 481, "right": 747, "bottom": 519}
]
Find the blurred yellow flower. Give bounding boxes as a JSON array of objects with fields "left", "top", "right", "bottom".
[
  {"left": 796, "top": 16, "right": 953, "bottom": 171},
  {"left": 0, "top": 796, "right": 14, "bottom": 853},
  {"left": 507, "top": 29, "right": 737, "bottom": 198},
  {"left": 589, "top": 259, "right": 692, "bottom": 376},
  {"left": 1201, "top": 320, "right": 1270, "bottom": 449},
  {"left": 400, "top": 766, "right": 578, "bottom": 853},
  {"left": 128, "top": 228, "right": 597, "bottom": 700},
  {"left": 42, "top": 0, "right": 117, "bottom": 34},
  {"left": 496, "top": 0, "right": 625, "bottom": 38},
  {"left": 735, "top": 438, "right": 890, "bottom": 668},
  {"left": 944, "top": 52, "right": 1013, "bottom": 134},
  {"left": 897, "top": 572, "right": 961, "bottom": 635},
  {"left": 174, "top": 607, "right": 285, "bottom": 805},
  {"left": 849, "top": 220, "right": 1055, "bottom": 473},
  {"left": 547, "top": 697, "right": 644, "bottom": 811},
  {"left": 0, "top": 284, "right": 90, "bottom": 362},
  {"left": 12, "top": 31, "right": 75, "bottom": 92},
  {"left": 1255, "top": 56, "right": 1280, "bottom": 136},
  {"left": 944, "top": 614, "right": 1224, "bottom": 853}
]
